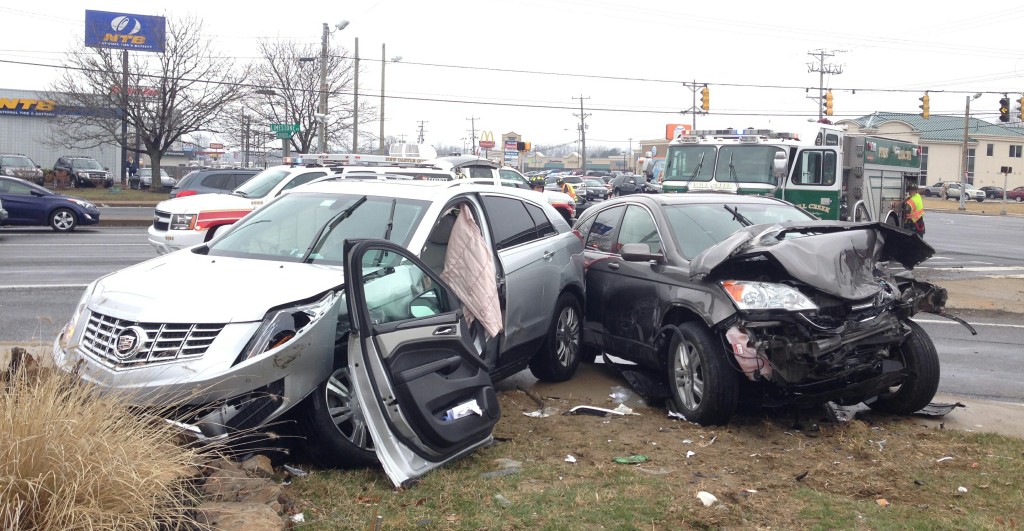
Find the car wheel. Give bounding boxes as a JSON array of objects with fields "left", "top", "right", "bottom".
[
  {"left": 528, "top": 292, "right": 582, "bottom": 382},
  {"left": 665, "top": 322, "right": 738, "bottom": 425},
  {"left": 49, "top": 208, "right": 77, "bottom": 232},
  {"left": 295, "top": 354, "right": 378, "bottom": 467},
  {"left": 866, "top": 320, "right": 940, "bottom": 415},
  {"left": 1016, "top": 196, "right": 1022, "bottom": 202}
]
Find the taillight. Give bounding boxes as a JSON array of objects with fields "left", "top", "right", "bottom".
[{"left": 177, "top": 190, "right": 197, "bottom": 197}]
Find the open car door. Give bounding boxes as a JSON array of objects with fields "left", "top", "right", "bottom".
[{"left": 343, "top": 239, "right": 501, "bottom": 487}]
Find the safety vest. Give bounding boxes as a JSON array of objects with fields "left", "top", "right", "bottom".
[
  {"left": 561, "top": 183, "right": 577, "bottom": 201},
  {"left": 905, "top": 193, "right": 924, "bottom": 222}
]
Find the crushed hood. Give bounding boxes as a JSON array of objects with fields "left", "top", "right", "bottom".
[
  {"left": 690, "top": 221, "right": 935, "bottom": 300},
  {"left": 88, "top": 252, "right": 344, "bottom": 322}
]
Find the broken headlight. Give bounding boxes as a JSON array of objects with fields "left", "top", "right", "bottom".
[
  {"left": 235, "top": 291, "right": 340, "bottom": 365},
  {"left": 720, "top": 281, "right": 818, "bottom": 312}
]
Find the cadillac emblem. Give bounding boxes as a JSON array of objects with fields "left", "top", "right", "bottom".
[{"left": 114, "top": 326, "right": 147, "bottom": 360}]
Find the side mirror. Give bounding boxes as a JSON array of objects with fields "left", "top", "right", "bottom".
[{"left": 620, "top": 242, "right": 663, "bottom": 263}]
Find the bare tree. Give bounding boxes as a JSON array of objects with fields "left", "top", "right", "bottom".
[
  {"left": 48, "top": 14, "right": 248, "bottom": 189},
  {"left": 220, "top": 39, "right": 377, "bottom": 155}
]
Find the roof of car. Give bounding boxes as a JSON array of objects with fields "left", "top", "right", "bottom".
[
  {"left": 599, "top": 192, "right": 798, "bottom": 208},
  {"left": 294, "top": 177, "right": 545, "bottom": 204}
]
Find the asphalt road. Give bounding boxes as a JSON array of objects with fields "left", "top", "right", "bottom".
[{"left": 1, "top": 211, "right": 1022, "bottom": 403}]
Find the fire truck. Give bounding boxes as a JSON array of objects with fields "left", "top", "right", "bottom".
[{"left": 660, "top": 123, "right": 922, "bottom": 225}]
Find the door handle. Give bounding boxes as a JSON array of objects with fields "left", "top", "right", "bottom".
[
  {"left": 542, "top": 250, "right": 554, "bottom": 260},
  {"left": 433, "top": 326, "right": 455, "bottom": 336},
  {"left": 607, "top": 262, "right": 620, "bottom": 270}
]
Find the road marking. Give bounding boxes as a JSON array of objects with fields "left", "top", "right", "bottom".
[
  {"left": 914, "top": 318, "right": 1024, "bottom": 329},
  {"left": 918, "top": 266, "right": 1024, "bottom": 272},
  {"left": 0, "top": 243, "right": 150, "bottom": 247},
  {"left": 0, "top": 284, "right": 90, "bottom": 290}
]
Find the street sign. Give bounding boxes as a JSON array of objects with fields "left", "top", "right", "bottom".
[
  {"left": 275, "top": 131, "right": 294, "bottom": 139},
  {"left": 270, "top": 123, "right": 300, "bottom": 133}
]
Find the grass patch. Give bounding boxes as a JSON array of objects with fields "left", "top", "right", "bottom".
[
  {"left": 287, "top": 391, "right": 1024, "bottom": 529},
  {"left": 0, "top": 367, "right": 204, "bottom": 530}
]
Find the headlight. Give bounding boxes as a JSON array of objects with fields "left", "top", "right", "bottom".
[
  {"left": 59, "top": 282, "right": 97, "bottom": 349},
  {"left": 236, "top": 292, "right": 340, "bottom": 365},
  {"left": 169, "top": 213, "right": 197, "bottom": 231},
  {"left": 3, "top": 168, "right": 13, "bottom": 176},
  {"left": 720, "top": 281, "right": 818, "bottom": 312},
  {"left": 68, "top": 198, "right": 95, "bottom": 209}
]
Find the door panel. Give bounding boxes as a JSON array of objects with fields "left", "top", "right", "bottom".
[{"left": 344, "top": 239, "right": 499, "bottom": 487}]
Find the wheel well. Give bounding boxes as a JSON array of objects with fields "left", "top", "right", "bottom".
[
  {"left": 561, "top": 284, "right": 584, "bottom": 310},
  {"left": 656, "top": 305, "right": 710, "bottom": 361}
]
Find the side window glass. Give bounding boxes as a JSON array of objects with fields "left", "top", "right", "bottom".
[
  {"left": 618, "top": 205, "right": 662, "bottom": 254},
  {"left": 585, "top": 206, "right": 624, "bottom": 253},
  {"left": 4, "top": 180, "right": 32, "bottom": 196},
  {"left": 203, "top": 173, "right": 229, "bottom": 189},
  {"left": 480, "top": 195, "right": 538, "bottom": 249},
  {"left": 360, "top": 248, "right": 451, "bottom": 325},
  {"left": 468, "top": 167, "right": 492, "bottom": 179},
  {"left": 524, "top": 202, "right": 556, "bottom": 238},
  {"left": 792, "top": 151, "right": 836, "bottom": 186},
  {"left": 281, "top": 171, "right": 327, "bottom": 192}
]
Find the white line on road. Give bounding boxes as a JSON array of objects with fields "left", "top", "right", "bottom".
[
  {"left": 0, "top": 243, "right": 150, "bottom": 247},
  {"left": 914, "top": 318, "right": 1024, "bottom": 329},
  {"left": 0, "top": 284, "right": 90, "bottom": 290},
  {"left": 917, "top": 266, "right": 1024, "bottom": 272}
]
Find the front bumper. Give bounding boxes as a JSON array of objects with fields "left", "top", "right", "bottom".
[{"left": 147, "top": 224, "right": 204, "bottom": 255}]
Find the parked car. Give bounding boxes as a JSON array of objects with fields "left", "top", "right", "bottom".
[
  {"left": 574, "top": 194, "right": 962, "bottom": 425},
  {"left": 922, "top": 181, "right": 948, "bottom": 197},
  {"left": 0, "top": 198, "right": 7, "bottom": 226},
  {"left": 944, "top": 182, "right": 985, "bottom": 202},
  {"left": 545, "top": 175, "right": 588, "bottom": 200},
  {"left": 54, "top": 156, "right": 112, "bottom": 188},
  {"left": 0, "top": 175, "right": 100, "bottom": 231},
  {"left": 169, "top": 168, "right": 260, "bottom": 198},
  {"left": 136, "top": 168, "right": 178, "bottom": 190},
  {"left": 52, "top": 179, "right": 585, "bottom": 484},
  {"left": 610, "top": 174, "right": 654, "bottom": 196},
  {"left": 1007, "top": 186, "right": 1024, "bottom": 202},
  {"left": 584, "top": 178, "right": 609, "bottom": 201},
  {"left": 1, "top": 153, "right": 44, "bottom": 185},
  {"left": 979, "top": 186, "right": 1005, "bottom": 199}
]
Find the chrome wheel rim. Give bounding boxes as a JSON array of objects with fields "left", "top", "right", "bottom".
[
  {"left": 324, "top": 367, "right": 374, "bottom": 452},
  {"left": 554, "top": 305, "right": 580, "bottom": 366},
  {"left": 672, "top": 340, "right": 705, "bottom": 411},
  {"left": 53, "top": 211, "right": 74, "bottom": 230}
]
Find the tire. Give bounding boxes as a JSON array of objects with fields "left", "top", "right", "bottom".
[
  {"left": 528, "top": 292, "right": 582, "bottom": 382},
  {"left": 49, "top": 208, "right": 77, "bottom": 232},
  {"left": 1016, "top": 196, "right": 1022, "bottom": 203},
  {"left": 866, "top": 320, "right": 940, "bottom": 415},
  {"left": 295, "top": 355, "right": 378, "bottom": 468},
  {"left": 579, "top": 342, "right": 600, "bottom": 364},
  {"left": 665, "top": 322, "right": 738, "bottom": 425}
]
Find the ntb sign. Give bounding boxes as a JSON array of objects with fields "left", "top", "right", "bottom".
[{"left": 85, "top": 10, "right": 166, "bottom": 52}]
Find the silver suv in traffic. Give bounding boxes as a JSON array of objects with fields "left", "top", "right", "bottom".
[{"left": 53, "top": 178, "right": 585, "bottom": 482}]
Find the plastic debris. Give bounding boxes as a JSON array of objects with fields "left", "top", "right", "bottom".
[
  {"left": 567, "top": 405, "right": 633, "bottom": 417},
  {"left": 635, "top": 467, "right": 672, "bottom": 475},
  {"left": 283, "top": 464, "right": 308, "bottom": 478},
  {"left": 936, "top": 456, "right": 954, "bottom": 463},
  {"left": 523, "top": 407, "right": 558, "bottom": 418},
  {"left": 914, "top": 402, "right": 966, "bottom": 417},
  {"left": 290, "top": 513, "right": 305, "bottom": 523},
  {"left": 667, "top": 410, "right": 688, "bottom": 420},
  {"left": 876, "top": 498, "right": 890, "bottom": 508},
  {"left": 442, "top": 399, "right": 482, "bottom": 421},
  {"left": 686, "top": 451, "right": 696, "bottom": 459},
  {"left": 613, "top": 403, "right": 638, "bottom": 415},
  {"left": 565, "top": 455, "right": 577, "bottom": 464},
  {"left": 696, "top": 491, "right": 718, "bottom": 507},
  {"left": 613, "top": 455, "right": 649, "bottom": 464},
  {"left": 957, "top": 486, "right": 968, "bottom": 494},
  {"left": 494, "top": 494, "right": 512, "bottom": 507},
  {"left": 609, "top": 386, "right": 632, "bottom": 404},
  {"left": 682, "top": 439, "right": 693, "bottom": 445},
  {"left": 742, "top": 489, "right": 758, "bottom": 494}
]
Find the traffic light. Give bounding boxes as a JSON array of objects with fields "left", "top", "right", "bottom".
[
  {"left": 516, "top": 141, "right": 531, "bottom": 152},
  {"left": 1017, "top": 95, "right": 1024, "bottom": 121},
  {"left": 700, "top": 85, "right": 710, "bottom": 112},
  {"left": 999, "top": 96, "right": 1010, "bottom": 123},
  {"left": 919, "top": 92, "right": 930, "bottom": 119},
  {"left": 824, "top": 90, "right": 834, "bottom": 116}
]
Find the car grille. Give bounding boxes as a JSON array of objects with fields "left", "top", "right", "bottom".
[
  {"left": 79, "top": 311, "right": 225, "bottom": 370},
  {"left": 153, "top": 209, "right": 170, "bottom": 231}
]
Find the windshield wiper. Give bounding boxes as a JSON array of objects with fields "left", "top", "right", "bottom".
[
  {"left": 724, "top": 204, "right": 753, "bottom": 226},
  {"left": 301, "top": 196, "right": 367, "bottom": 263},
  {"left": 232, "top": 190, "right": 249, "bottom": 197},
  {"left": 681, "top": 151, "right": 706, "bottom": 192},
  {"left": 727, "top": 152, "right": 737, "bottom": 182},
  {"left": 372, "top": 199, "right": 399, "bottom": 267}
]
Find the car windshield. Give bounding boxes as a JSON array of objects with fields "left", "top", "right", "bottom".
[
  {"left": 207, "top": 192, "right": 430, "bottom": 265},
  {"left": 663, "top": 145, "right": 716, "bottom": 182},
  {"left": 662, "top": 202, "right": 816, "bottom": 259},
  {"left": 71, "top": 159, "right": 103, "bottom": 170},
  {"left": 1, "top": 155, "right": 35, "bottom": 167},
  {"left": 232, "top": 167, "right": 291, "bottom": 198},
  {"left": 138, "top": 168, "right": 170, "bottom": 178},
  {"left": 714, "top": 146, "right": 787, "bottom": 184}
]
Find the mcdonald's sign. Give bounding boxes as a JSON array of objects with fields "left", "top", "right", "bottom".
[{"left": 479, "top": 131, "right": 496, "bottom": 149}]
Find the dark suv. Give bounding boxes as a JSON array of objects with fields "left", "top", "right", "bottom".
[
  {"left": 54, "top": 156, "right": 111, "bottom": 188},
  {"left": 1, "top": 154, "right": 44, "bottom": 185},
  {"left": 168, "top": 168, "right": 260, "bottom": 198}
]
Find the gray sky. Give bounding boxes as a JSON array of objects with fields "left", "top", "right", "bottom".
[{"left": 3, "top": 1, "right": 1024, "bottom": 153}]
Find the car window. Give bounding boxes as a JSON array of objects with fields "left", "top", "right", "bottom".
[
  {"left": 791, "top": 150, "right": 837, "bottom": 186},
  {"left": 0, "top": 179, "right": 34, "bottom": 196},
  {"left": 466, "top": 167, "right": 493, "bottom": 179},
  {"left": 1, "top": 156, "right": 34, "bottom": 167},
  {"left": 499, "top": 169, "right": 529, "bottom": 186},
  {"left": 617, "top": 205, "right": 662, "bottom": 254},
  {"left": 662, "top": 202, "right": 816, "bottom": 259},
  {"left": 281, "top": 171, "right": 328, "bottom": 192},
  {"left": 360, "top": 247, "right": 452, "bottom": 325},
  {"left": 71, "top": 159, "right": 103, "bottom": 170},
  {"left": 202, "top": 173, "right": 230, "bottom": 189},
  {"left": 585, "top": 206, "right": 624, "bottom": 253},
  {"left": 230, "top": 173, "right": 255, "bottom": 189},
  {"left": 480, "top": 195, "right": 538, "bottom": 249},
  {"left": 524, "top": 202, "right": 556, "bottom": 238}
]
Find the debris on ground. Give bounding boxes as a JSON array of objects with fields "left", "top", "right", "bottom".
[
  {"left": 564, "top": 455, "right": 577, "bottom": 464},
  {"left": 609, "top": 386, "right": 632, "bottom": 404},
  {"left": 566, "top": 404, "right": 639, "bottom": 416},
  {"left": 523, "top": 407, "right": 559, "bottom": 418},
  {"left": 696, "top": 491, "right": 719, "bottom": 507},
  {"left": 915, "top": 402, "right": 967, "bottom": 417},
  {"left": 613, "top": 455, "right": 649, "bottom": 464}
]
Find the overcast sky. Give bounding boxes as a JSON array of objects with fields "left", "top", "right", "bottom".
[{"left": 4, "top": 1, "right": 1024, "bottom": 154}]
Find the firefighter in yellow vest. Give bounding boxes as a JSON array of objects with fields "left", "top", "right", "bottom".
[
  {"left": 557, "top": 177, "right": 578, "bottom": 202},
  {"left": 902, "top": 181, "right": 926, "bottom": 237}
]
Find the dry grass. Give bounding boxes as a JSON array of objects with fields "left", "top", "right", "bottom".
[
  {"left": 0, "top": 367, "right": 203, "bottom": 530},
  {"left": 923, "top": 196, "right": 1024, "bottom": 216}
]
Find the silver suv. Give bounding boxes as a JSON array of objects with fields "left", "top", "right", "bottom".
[{"left": 53, "top": 179, "right": 585, "bottom": 483}]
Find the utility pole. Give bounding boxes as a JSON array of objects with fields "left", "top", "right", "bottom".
[
  {"left": 628, "top": 137, "right": 633, "bottom": 173},
  {"left": 352, "top": 37, "right": 359, "bottom": 153},
  {"left": 416, "top": 121, "right": 427, "bottom": 144},
  {"left": 379, "top": 43, "right": 386, "bottom": 154},
  {"left": 466, "top": 116, "right": 479, "bottom": 155},
  {"left": 318, "top": 23, "right": 329, "bottom": 153},
  {"left": 807, "top": 49, "right": 844, "bottom": 120},
  {"left": 573, "top": 95, "right": 590, "bottom": 173}
]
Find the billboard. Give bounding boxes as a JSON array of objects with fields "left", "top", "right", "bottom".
[{"left": 85, "top": 10, "right": 166, "bottom": 52}]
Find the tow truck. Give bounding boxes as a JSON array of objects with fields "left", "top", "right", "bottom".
[{"left": 660, "top": 123, "right": 922, "bottom": 224}]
